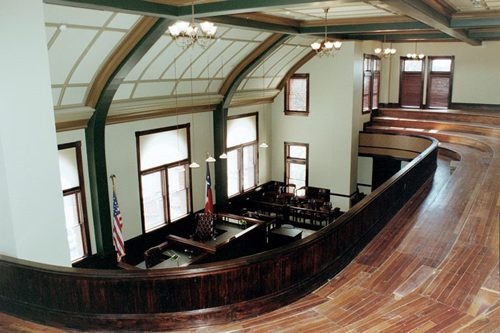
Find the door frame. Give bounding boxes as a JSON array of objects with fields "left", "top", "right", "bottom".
[
  {"left": 426, "top": 56, "right": 455, "bottom": 109},
  {"left": 399, "top": 57, "right": 425, "bottom": 109}
]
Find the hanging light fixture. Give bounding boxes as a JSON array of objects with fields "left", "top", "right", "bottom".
[
  {"left": 188, "top": 49, "right": 200, "bottom": 169},
  {"left": 374, "top": 35, "right": 396, "bottom": 58},
  {"left": 259, "top": 61, "right": 269, "bottom": 149},
  {"left": 407, "top": 41, "right": 425, "bottom": 59},
  {"left": 168, "top": 1, "right": 217, "bottom": 49},
  {"left": 219, "top": 56, "right": 227, "bottom": 159},
  {"left": 205, "top": 152, "right": 216, "bottom": 162},
  {"left": 310, "top": 8, "right": 342, "bottom": 57}
]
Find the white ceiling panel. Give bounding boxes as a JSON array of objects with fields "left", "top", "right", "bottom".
[
  {"left": 48, "top": 28, "right": 97, "bottom": 84},
  {"left": 113, "top": 83, "right": 135, "bottom": 101},
  {"left": 107, "top": 13, "right": 141, "bottom": 29},
  {"left": 52, "top": 88, "right": 62, "bottom": 106},
  {"left": 134, "top": 82, "right": 175, "bottom": 98},
  {"left": 222, "top": 28, "right": 263, "bottom": 41},
  {"left": 124, "top": 35, "right": 172, "bottom": 81},
  {"left": 61, "top": 86, "right": 87, "bottom": 105},
  {"left": 141, "top": 41, "right": 177, "bottom": 80},
  {"left": 44, "top": 4, "right": 113, "bottom": 27},
  {"left": 45, "top": 27, "right": 57, "bottom": 43},
  {"left": 70, "top": 30, "right": 125, "bottom": 84},
  {"left": 176, "top": 80, "right": 211, "bottom": 95}
]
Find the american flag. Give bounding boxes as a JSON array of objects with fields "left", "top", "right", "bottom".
[
  {"left": 112, "top": 190, "right": 125, "bottom": 261},
  {"left": 205, "top": 162, "right": 214, "bottom": 213}
]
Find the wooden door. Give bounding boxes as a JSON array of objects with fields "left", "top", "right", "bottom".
[
  {"left": 399, "top": 58, "right": 424, "bottom": 108},
  {"left": 427, "top": 56, "right": 454, "bottom": 109}
]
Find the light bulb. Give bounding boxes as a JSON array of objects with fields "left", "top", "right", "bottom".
[
  {"left": 206, "top": 155, "right": 216, "bottom": 162},
  {"left": 311, "top": 42, "right": 321, "bottom": 50},
  {"left": 390, "top": 48, "right": 397, "bottom": 54},
  {"left": 189, "top": 162, "right": 200, "bottom": 168},
  {"left": 324, "top": 41, "right": 334, "bottom": 49},
  {"left": 219, "top": 153, "right": 227, "bottom": 159},
  {"left": 259, "top": 143, "right": 269, "bottom": 148},
  {"left": 333, "top": 41, "right": 342, "bottom": 49},
  {"left": 374, "top": 48, "right": 382, "bottom": 54}
]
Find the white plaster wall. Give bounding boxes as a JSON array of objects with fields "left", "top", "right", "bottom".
[
  {"left": 0, "top": 136, "right": 16, "bottom": 256},
  {"left": 357, "top": 156, "right": 373, "bottom": 195},
  {"left": 270, "top": 42, "right": 362, "bottom": 211},
  {"left": 228, "top": 103, "right": 273, "bottom": 185},
  {"left": 0, "top": 0, "right": 71, "bottom": 266},
  {"left": 57, "top": 129, "right": 97, "bottom": 254},
  {"left": 105, "top": 112, "right": 213, "bottom": 240},
  {"left": 379, "top": 41, "right": 500, "bottom": 105}
]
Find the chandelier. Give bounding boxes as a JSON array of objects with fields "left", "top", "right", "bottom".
[
  {"left": 374, "top": 36, "right": 396, "bottom": 58},
  {"left": 407, "top": 41, "right": 424, "bottom": 59},
  {"left": 310, "top": 8, "right": 342, "bottom": 57},
  {"left": 168, "top": 1, "right": 217, "bottom": 48}
]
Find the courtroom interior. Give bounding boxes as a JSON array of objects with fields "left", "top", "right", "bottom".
[{"left": 0, "top": 0, "right": 499, "bottom": 332}]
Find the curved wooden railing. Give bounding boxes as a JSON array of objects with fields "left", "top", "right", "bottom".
[{"left": 0, "top": 133, "right": 438, "bottom": 331}]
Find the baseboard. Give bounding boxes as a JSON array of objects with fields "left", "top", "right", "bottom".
[{"left": 450, "top": 102, "right": 500, "bottom": 112}]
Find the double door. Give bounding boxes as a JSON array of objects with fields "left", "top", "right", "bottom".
[{"left": 399, "top": 56, "right": 454, "bottom": 109}]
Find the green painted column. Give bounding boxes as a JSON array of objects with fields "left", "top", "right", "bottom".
[
  {"left": 85, "top": 19, "right": 172, "bottom": 256},
  {"left": 213, "top": 34, "right": 291, "bottom": 206}
]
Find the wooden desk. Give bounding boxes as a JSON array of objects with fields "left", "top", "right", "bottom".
[{"left": 270, "top": 225, "right": 302, "bottom": 247}]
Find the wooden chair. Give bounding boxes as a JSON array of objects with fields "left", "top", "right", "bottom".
[
  {"left": 194, "top": 213, "right": 216, "bottom": 241},
  {"left": 144, "top": 241, "right": 170, "bottom": 268}
]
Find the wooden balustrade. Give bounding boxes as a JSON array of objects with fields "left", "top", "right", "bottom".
[{"left": 0, "top": 133, "right": 438, "bottom": 331}]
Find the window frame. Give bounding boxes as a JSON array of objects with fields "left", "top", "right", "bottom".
[
  {"left": 284, "top": 73, "right": 310, "bottom": 116},
  {"left": 58, "top": 141, "right": 91, "bottom": 263},
  {"left": 362, "top": 55, "right": 381, "bottom": 114},
  {"left": 284, "top": 142, "right": 309, "bottom": 189},
  {"left": 226, "top": 113, "right": 259, "bottom": 198},
  {"left": 136, "top": 123, "right": 193, "bottom": 233}
]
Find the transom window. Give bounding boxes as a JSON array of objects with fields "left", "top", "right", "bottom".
[
  {"left": 285, "top": 73, "right": 309, "bottom": 116},
  {"left": 136, "top": 124, "right": 192, "bottom": 232},
  {"left": 226, "top": 113, "right": 258, "bottom": 197},
  {"left": 58, "top": 142, "right": 90, "bottom": 263},
  {"left": 285, "top": 142, "right": 309, "bottom": 190}
]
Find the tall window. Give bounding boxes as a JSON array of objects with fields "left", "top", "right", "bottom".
[
  {"left": 136, "top": 124, "right": 192, "bottom": 232},
  {"left": 285, "top": 73, "right": 309, "bottom": 116},
  {"left": 362, "top": 55, "right": 381, "bottom": 113},
  {"left": 226, "top": 113, "right": 258, "bottom": 197},
  {"left": 58, "top": 142, "right": 90, "bottom": 263},
  {"left": 285, "top": 142, "right": 309, "bottom": 189}
]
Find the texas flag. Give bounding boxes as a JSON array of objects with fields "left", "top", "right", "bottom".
[{"left": 205, "top": 162, "right": 214, "bottom": 213}]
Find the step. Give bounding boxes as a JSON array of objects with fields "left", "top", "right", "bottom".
[
  {"left": 378, "top": 108, "right": 500, "bottom": 126},
  {"left": 372, "top": 116, "right": 500, "bottom": 138}
]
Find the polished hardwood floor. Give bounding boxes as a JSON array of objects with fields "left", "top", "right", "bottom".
[{"left": 0, "top": 108, "right": 498, "bottom": 332}]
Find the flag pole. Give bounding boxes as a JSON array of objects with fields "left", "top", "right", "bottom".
[{"left": 110, "top": 174, "right": 125, "bottom": 262}]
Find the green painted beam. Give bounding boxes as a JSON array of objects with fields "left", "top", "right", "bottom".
[
  {"left": 178, "top": 0, "right": 358, "bottom": 18},
  {"left": 208, "top": 15, "right": 299, "bottom": 34},
  {"left": 346, "top": 32, "right": 452, "bottom": 41},
  {"left": 44, "top": 0, "right": 178, "bottom": 18},
  {"left": 451, "top": 17, "right": 500, "bottom": 29},
  {"left": 300, "top": 21, "right": 430, "bottom": 34},
  {"left": 85, "top": 18, "right": 173, "bottom": 256},
  {"left": 468, "top": 30, "right": 500, "bottom": 39},
  {"left": 213, "top": 34, "right": 291, "bottom": 206}
]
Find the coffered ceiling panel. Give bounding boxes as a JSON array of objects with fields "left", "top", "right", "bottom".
[
  {"left": 45, "top": 4, "right": 141, "bottom": 108},
  {"left": 114, "top": 26, "right": 272, "bottom": 102},
  {"left": 264, "top": 2, "right": 396, "bottom": 21},
  {"left": 446, "top": 0, "right": 500, "bottom": 12},
  {"left": 237, "top": 35, "right": 317, "bottom": 92}
]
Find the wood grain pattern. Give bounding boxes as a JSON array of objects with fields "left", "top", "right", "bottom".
[{"left": 1, "top": 108, "right": 498, "bottom": 332}]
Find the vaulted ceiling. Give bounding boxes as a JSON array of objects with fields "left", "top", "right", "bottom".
[{"left": 43, "top": 0, "right": 500, "bottom": 130}]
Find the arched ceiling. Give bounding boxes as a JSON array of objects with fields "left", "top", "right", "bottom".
[{"left": 43, "top": 0, "right": 500, "bottom": 129}]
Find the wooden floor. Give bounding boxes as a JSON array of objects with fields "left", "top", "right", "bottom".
[{"left": 1, "top": 109, "right": 498, "bottom": 332}]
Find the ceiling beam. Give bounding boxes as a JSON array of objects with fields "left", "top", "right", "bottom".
[
  {"left": 300, "top": 21, "right": 430, "bottom": 35},
  {"left": 451, "top": 12, "right": 500, "bottom": 29},
  {"left": 177, "top": 0, "right": 359, "bottom": 18},
  {"left": 347, "top": 32, "right": 452, "bottom": 41},
  {"left": 372, "top": 0, "right": 481, "bottom": 45},
  {"left": 207, "top": 15, "right": 299, "bottom": 34},
  {"left": 44, "top": 0, "right": 178, "bottom": 17}
]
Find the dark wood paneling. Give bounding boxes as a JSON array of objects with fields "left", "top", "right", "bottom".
[
  {"left": 400, "top": 73, "right": 424, "bottom": 108},
  {"left": 372, "top": 157, "right": 403, "bottom": 190},
  {"left": 0, "top": 134, "right": 438, "bottom": 331}
]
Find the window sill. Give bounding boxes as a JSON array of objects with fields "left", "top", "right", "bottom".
[{"left": 284, "top": 111, "right": 309, "bottom": 117}]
